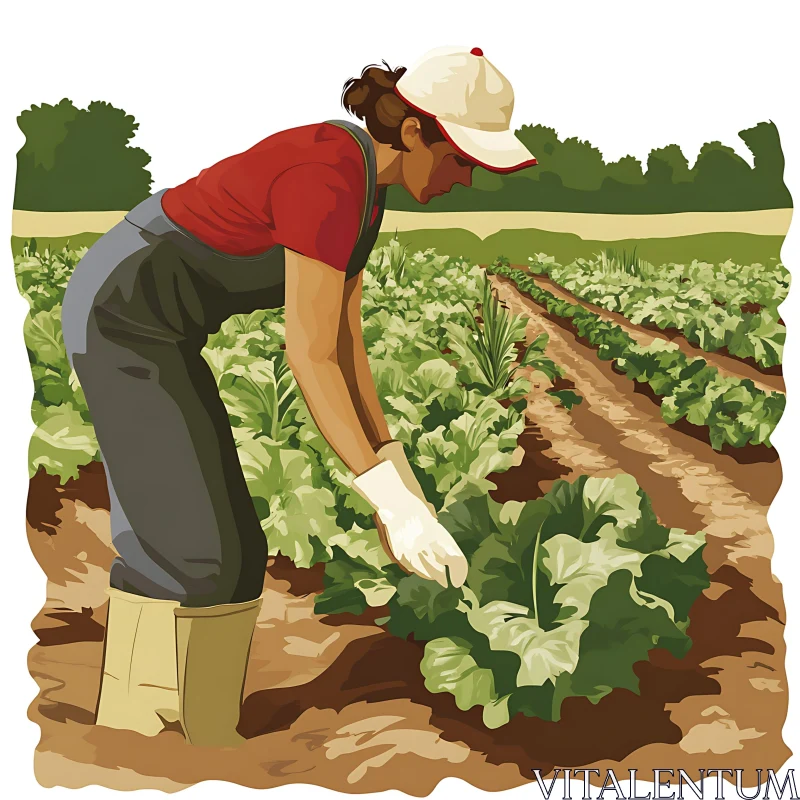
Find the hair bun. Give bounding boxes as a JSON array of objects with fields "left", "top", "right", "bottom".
[
  {"left": 341, "top": 61, "right": 443, "bottom": 152},
  {"left": 345, "top": 81, "right": 371, "bottom": 109}
]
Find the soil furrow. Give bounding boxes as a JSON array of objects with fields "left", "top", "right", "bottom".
[
  {"left": 511, "top": 266, "right": 785, "bottom": 394},
  {"left": 483, "top": 273, "right": 789, "bottom": 781},
  {"left": 489, "top": 275, "right": 783, "bottom": 610}
]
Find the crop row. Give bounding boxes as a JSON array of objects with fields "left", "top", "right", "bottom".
[
  {"left": 489, "top": 264, "right": 785, "bottom": 450},
  {"left": 516, "top": 251, "right": 787, "bottom": 369}
]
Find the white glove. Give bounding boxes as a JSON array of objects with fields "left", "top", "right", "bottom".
[
  {"left": 375, "top": 440, "right": 438, "bottom": 518},
  {"left": 352, "top": 460, "right": 468, "bottom": 588}
]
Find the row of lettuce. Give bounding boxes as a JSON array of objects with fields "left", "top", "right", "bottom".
[
  {"left": 515, "top": 250, "right": 788, "bottom": 370},
  {"left": 489, "top": 263, "right": 785, "bottom": 451},
  {"left": 16, "top": 238, "right": 708, "bottom": 728}
]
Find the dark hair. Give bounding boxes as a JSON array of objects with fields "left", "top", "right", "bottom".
[{"left": 342, "top": 60, "right": 447, "bottom": 152}]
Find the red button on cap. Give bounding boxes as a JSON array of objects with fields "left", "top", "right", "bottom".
[{"left": 470, "top": 47, "right": 483, "bottom": 56}]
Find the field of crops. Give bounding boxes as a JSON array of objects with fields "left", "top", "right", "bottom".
[
  {"left": 20, "top": 238, "right": 788, "bottom": 792},
  {"left": 490, "top": 258, "right": 786, "bottom": 451},
  {"left": 519, "top": 250, "right": 788, "bottom": 370}
]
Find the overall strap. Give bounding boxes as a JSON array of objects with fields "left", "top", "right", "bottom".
[{"left": 324, "top": 119, "right": 381, "bottom": 243}]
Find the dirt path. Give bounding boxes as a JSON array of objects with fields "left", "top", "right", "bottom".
[
  {"left": 487, "top": 273, "right": 789, "bottom": 779},
  {"left": 512, "top": 267, "right": 785, "bottom": 394},
  {"left": 27, "top": 476, "right": 523, "bottom": 794},
  {"left": 27, "top": 463, "right": 789, "bottom": 793}
]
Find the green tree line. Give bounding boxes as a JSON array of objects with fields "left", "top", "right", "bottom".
[
  {"left": 388, "top": 120, "right": 793, "bottom": 213},
  {"left": 14, "top": 101, "right": 791, "bottom": 215},
  {"left": 15, "top": 99, "right": 152, "bottom": 211}
]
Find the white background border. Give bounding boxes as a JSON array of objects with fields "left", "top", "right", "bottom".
[{"left": 1, "top": 1, "right": 798, "bottom": 796}]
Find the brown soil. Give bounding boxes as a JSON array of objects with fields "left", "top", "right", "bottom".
[{"left": 26, "top": 278, "right": 790, "bottom": 793}]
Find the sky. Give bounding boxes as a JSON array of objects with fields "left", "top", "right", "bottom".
[{"left": 3, "top": 2, "right": 791, "bottom": 190}]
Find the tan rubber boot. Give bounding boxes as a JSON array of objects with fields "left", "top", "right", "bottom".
[
  {"left": 95, "top": 588, "right": 181, "bottom": 735},
  {"left": 174, "top": 596, "right": 262, "bottom": 747}
]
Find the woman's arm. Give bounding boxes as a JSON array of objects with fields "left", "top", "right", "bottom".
[
  {"left": 337, "top": 270, "right": 438, "bottom": 516},
  {"left": 285, "top": 249, "right": 468, "bottom": 587},
  {"left": 284, "top": 249, "right": 381, "bottom": 476},
  {"left": 337, "top": 271, "right": 393, "bottom": 451}
]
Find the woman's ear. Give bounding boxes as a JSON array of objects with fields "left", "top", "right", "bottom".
[{"left": 399, "top": 117, "right": 423, "bottom": 152}]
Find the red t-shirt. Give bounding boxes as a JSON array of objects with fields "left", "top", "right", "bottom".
[{"left": 161, "top": 122, "right": 379, "bottom": 271}]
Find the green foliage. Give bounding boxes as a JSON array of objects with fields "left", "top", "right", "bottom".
[
  {"left": 646, "top": 144, "right": 693, "bottom": 185},
  {"left": 317, "top": 470, "right": 707, "bottom": 722},
  {"left": 692, "top": 142, "right": 753, "bottom": 205},
  {"left": 15, "top": 99, "right": 152, "bottom": 211},
  {"left": 548, "top": 389, "right": 583, "bottom": 410},
  {"left": 321, "top": 473, "right": 708, "bottom": 728},
  {"left": 29, "top": 402, "right": 98, "bottom": 483},
  {"left": 15, "top": 251, "right": 93, "bottom": 431},
  {"left": 604, "top": 155, "right": 646, "bottom": 186},
  {"left": 387, "top": 120, "right": 791, "bottom": 213},
  {"left": 452, "top": 274, "right": 563, "bottom": 397},
  {"left": 547, "top": 137, "right": 607, "bottom": 192},
  {"left": 412, "top": 474, "right": 708, "bottom": 726},
  {"left": 16, "top": 98, "right": 78, "bottom": 172},
  {"left": 597, "top": 246, "right": 656, "bottom": 280},
  {"left": 15, "top": 240, "right": 86, "bottom": 312},
  {"left": 237, "top": 436, "right": 342, "bottom": 567},
  {"left": 372, "top": 231, "right": 409, "bottom": 284}
]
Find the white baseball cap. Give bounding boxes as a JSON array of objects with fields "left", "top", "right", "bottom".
[{"left": 394, "top": 45, "right": 538, "bottom": 173}]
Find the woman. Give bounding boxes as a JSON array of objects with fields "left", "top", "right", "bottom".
[{"left": 61, "top": 45, "right": 538, "bottom": 747}]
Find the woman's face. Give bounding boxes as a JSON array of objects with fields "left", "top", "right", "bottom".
[{"left": 399, "top": 118, "right": 476, "bottom": 204}]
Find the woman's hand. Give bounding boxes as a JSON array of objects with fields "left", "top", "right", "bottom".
[
  {"left": 375, "top": 440, "right": 437, "bottom": 517},
  {"left": 352, "top": 460, "right": 468, "bottom": 588}
]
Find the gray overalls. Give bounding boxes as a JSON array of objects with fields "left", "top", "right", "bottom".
[{"left": 61, "top": 120, "right": 387, "bottom": 607}]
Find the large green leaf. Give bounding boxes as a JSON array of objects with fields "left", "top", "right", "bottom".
[
  {"left": 315, "top": 545, "right": 396, "bottom": 615},
  {"left": 467, "top": 498, "right": 551, "bottom": 607},
  {"left": 560, "top": 570, "right": 692, "bottom": 710},
  {"left": 543, "top": 474, "right": 640, "bottom": 543},
  {"left": 25, "top": 306, "right": 67, "bottom": 370},
  {"left": 420, "top": 637, "right": 498, "bottom": 712},
  {"left": 28, "top": 402, "right": 98, "bottom": 483},
  {"left": 461, "top": 589, "right": 588, "bottom": 688},
  {"left": 237, "top": 437, "right": 342, "bottom": 567},
  {"left": 541, "top": 534, "right": 645, "bottom": 620}
]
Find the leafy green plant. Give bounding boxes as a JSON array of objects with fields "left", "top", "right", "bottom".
[
  {"left": 29, "top": 401, "right": 98, "bottom": 483},
  {"left": 15, "top": 241, "right": 87, "bottom": 312},
  {"left": 237, "top": 435, "right": 342, "bottom": 567},
  {"left": 319, "top": 473, "right": 709, "bottom": 729},
  {"left": 218, "top": 353, "right": 305, "bottom": 443},
  {"left": 448, "top": 275, "right": 563, "bottom": 401},
  {"left": 227, "top": 310, "right": 266, "bottom": 335},
  {"left": 549, "top": 389, "right": 583, "bottom": 410},
  {"left": 468, "top": 275, "right": 529, "bottom": 392},
  {"left": 598, "top": 245, "right": 656, "bottom": 280},
  {"left": 374, "top": 233, "right": 410, "bottom": 284}
]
